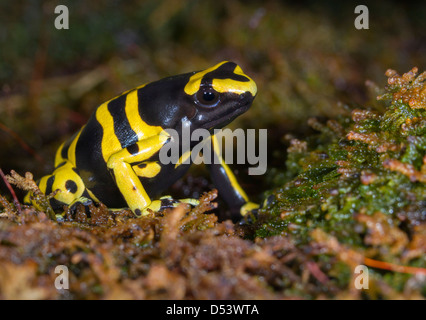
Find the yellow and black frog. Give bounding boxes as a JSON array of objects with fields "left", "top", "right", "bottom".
[{"left": 25, "top": 61, "right": 259, "bottom": 219}]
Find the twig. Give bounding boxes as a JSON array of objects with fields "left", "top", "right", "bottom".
[
  {"left": 0, "top": 168, "right": 22, "bottom": 214},
  {"left": 306, "top": 261, "right": 329, "bottom": 284},
  {"left": 364, "top": 257, "right": 426, "bottom": 275}
]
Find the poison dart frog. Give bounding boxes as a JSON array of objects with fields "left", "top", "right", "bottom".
[{"left": 25, "top": 61, "right": 259, "bottom": 218}]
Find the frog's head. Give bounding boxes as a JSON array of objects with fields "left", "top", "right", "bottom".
[
  {"left": 137, "top": 61, "right": 256, "bottom": 134},
  {"left": 184, "top": 61, "right": 257, "bottom": 131}
]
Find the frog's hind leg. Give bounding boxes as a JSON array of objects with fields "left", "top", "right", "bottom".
[{"left": 24, "top": 160, "right": 90, "bottom": 214}]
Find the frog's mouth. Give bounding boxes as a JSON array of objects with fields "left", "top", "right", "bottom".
[{"left": 201, "top": 98, "right": 253, "bottom": 131}]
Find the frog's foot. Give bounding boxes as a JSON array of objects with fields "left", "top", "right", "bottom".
[
  {"left": 137, "top": 195, "right": 199, "bottom": 217},
  {"left": 240, "top": 201, "right": 260, "bottom": 216},
  {"left": 239, "top": 196, "right": 274, "bottom": 220},
  {"left": 68, "top": 196, "right": 94, "bottom": 217},
  {"left": 158, "top": 195, "right": 200, "bottom": 208}
]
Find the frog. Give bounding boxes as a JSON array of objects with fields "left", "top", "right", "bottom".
[{"left": 24, "top": 61, "right": 259, "bottom": 219}]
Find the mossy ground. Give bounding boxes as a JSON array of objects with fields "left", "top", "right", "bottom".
[{"left": 0, "top": 1, "right": 425, "bottom": 299}]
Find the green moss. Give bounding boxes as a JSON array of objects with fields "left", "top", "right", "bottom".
[{"left": 253, "top": 68, "right": 425, "bottom": 294}]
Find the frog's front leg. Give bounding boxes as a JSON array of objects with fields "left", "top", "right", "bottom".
[
  {"left": 106, "top": 133, "right": 173, "bottom": 216},
  {"left": 207, "top": 135, "right": 259, "bottom": 219},
  {"left": 107, "top": 133, "right": 199, "bottom": 216}
]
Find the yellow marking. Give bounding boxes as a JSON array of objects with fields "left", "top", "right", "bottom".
[
  {"left": 240, "top": 202, "right": 259, "bottom": 216},
  {"left": 107, "top": 134, "right": 169, "bottom": 169},
  {"left": 38, "top": 175, "right": 50, "bottom": 195},
  {"left": 184, "top": 61, "right": 228, "bottom": 95},
  {"left": 108, "top": 207, "right": 127, "bottom": 212},
  {"left": 54, "top": 142, "right": 66, "bottom": 167},
  {"left": 25, "top": 174, "right": 50, "bottom": 208},
  {"left": 145, "top": 200, "right": 162, "bottom": 213},
  {"left": 180, "top": 198, "right": 200, "bottom": 206},
  {"left": 115, "top": 161, "right": 151, "bottom": 213},
  {"left": 96, "top": 102, "right": 123, "bottom": 163},
  {"left": 184, "top": 61, "right": 257, "bottom": 97},
  {"left": 125, "top": 89, "right": 163, "bottom": 140},
  {"left": 175, "top": 149, "right": 192, "bottom": 168},
  {"left": 23, "top": 192, "right": 31, "bottom": 204},
  {"left": 212, "top": 64, "right": 257, "bottom": 96},
  {"left": 67, "top": 127, "right": 84, "bottom": 166},
  {"left": 133, "top": 161, "right": 162, "bottom": 178},
  {"left": 51, "top": 162, "right": 84, "bottom": 204},
  {"left": 86, "top": 188, "right": 100, "bottom": 203},
  {"left": 212, "top": 135, "right": 249, "bottom": 202},
  {"left": 107, "top": 134, "right": 170, "bottom": 215},
  {"left": 97, "top": 89, "right": 165, "bottom": 164}
]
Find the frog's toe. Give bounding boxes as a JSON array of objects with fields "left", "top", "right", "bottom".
[
  {"left": 134, "top": 196, "right": 200, "bottom": 217},
  {"left": 240, "top": 201, "right": 259, "bottom": 216},
  {"left": 159, "top": 196, "right": 179, "bottom": 208},
  {"left": 70, "top": 197, "right": 93, "bottom": 207},
  {"left": 179, "top": 198, "right": 199, "bottom": 206},
  {"left": 158, "top": 195, "right": 199, "bottom": 208},
  {"left": 69, "top": 197, "right": 93, "bottom": 215},
  {"left": 160, "top": 197, "right": 199, "bottom": 210},
  {"left": 136, "top": 198, "right": 173, "bottom": 216},
  {"left": 150, "top": 197, "right": 200, "bottom": 214}
]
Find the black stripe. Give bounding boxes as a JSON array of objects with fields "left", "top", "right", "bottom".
[
  {"left": 55, "top": 161, "right": 66, "bottom": 169},
  {"left": 61, "top": 143, "right": 69, "bottom": 160},
  {"left": 107, "top": 94, "right": 138, "bottom": 149},
  {"left": 136, "top": 73, "right": 192, "bottom": 128},
  {"left": 75, "top": 115, "right": 105, "bottom": 180},
  {"left": 45, "top": 175, "right": 55, "bottom": 195},
  {"left": 204, "top": 62, "right": 250, "bottom": 82},
  {"left": 74, "top": 113, "right": 126, "bottom": 208},
  {"left": 60, "top": 133, "right": 77, "bottom": 160},
  {"left": 49, "top": 197, "right": 67, "bottom": 212}
]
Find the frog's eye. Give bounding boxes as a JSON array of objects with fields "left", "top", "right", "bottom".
[{"left": 195, "top": 87, "right": 220, "bottom": 107}]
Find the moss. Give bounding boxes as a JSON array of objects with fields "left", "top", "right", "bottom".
[{"left": 251, "top": 68, "right": 425, "bottom": 293}]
